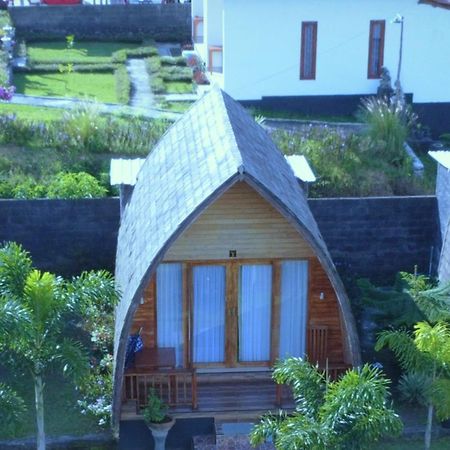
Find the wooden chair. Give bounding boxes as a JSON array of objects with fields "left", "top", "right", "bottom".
[{"left": 307, "top": 325, "right": 328, "bottom": 366}]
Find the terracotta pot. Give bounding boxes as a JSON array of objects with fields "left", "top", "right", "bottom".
[{"left": 147, "top": 417, "right": 175, "bottom": 450}]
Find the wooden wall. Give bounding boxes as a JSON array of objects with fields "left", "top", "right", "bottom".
[
  {"left": 164, "top": 182, "right": 314, "bottom": 261},
  {"left": 308, "top": 259, "right": 345, "bottom": 364},
  {"left": 131, "top": 181, "right": 346, "bottom": 366}
]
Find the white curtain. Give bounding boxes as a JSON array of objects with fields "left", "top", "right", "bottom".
[
  {"left": 193, "top": 265, "right": 226, "bottom": 363},
  {"left": 279, "top": 260, "right": 308, "bottom": 359},
  {"left": 156, "top": 263, "right": 183, "bottom": 366},
  {"left": 239, "top": 265, "right": 272, "bottom": 362}
]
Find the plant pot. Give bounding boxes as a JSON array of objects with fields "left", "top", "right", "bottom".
[{"left": 147, "top": 417, "right": 176, "bottom": 450}]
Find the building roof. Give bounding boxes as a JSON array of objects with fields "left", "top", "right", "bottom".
[
  {"left": 110, "top": 155, "right": 316, "bottom": 186},
  {"left": 419, "top": 0, "right": 450, "bottom": 9},
  {"left": 110, "top": 158, "right": 145, "bottom": 186},
  {"left": 285, "top": 155, "right": 317, "bottom": 182},
  {"left": 429, "top": 150, "right": 450, "bottom": 170},
  {"left": 112, "top": 87, "right": 360, "bottom": 428}
]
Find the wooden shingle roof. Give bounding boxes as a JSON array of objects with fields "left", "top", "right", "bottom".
[{"left": 112, "top": 87, "right": 360, "bottom": 428}]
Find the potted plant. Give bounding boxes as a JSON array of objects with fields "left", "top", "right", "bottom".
[{"left": 142, "top": 389, "right": 175, "bottom": 450}]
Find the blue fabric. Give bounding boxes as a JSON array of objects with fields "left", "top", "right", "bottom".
[{"left": 125, "top": 334, "right": 144, "bottom": 369}]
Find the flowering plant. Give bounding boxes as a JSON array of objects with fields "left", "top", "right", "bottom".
[{"left": 0, "top": 85, "right": 14, "bottom": 101}]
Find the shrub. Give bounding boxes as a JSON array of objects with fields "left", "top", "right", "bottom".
[
  {"left": 272, "top": 127, "right": 425, "bottom": 197},
  {"left": 358, "top": 97, "right": 417, "bottom": 166},
  {"left": 160, "top": 65, "right": 192, "bottom": 82},
  {"left": 398, "top": 372, "right": 431, "bottom": 406},
  {"left": 150, "top": 75, "right": 166, "bottom": 94},
  {"left": 146, "top": 56, "right": 161, "bottom": 74},
  {"left": 114, "top": 65, "right": 131, "bottom": 105},
  {"left": 13, "top": 177, "right": 47, "bottom": 199},
  {"left": 160, "top": 55, "right": 187, "bottom": 66},
  {"left": 47, "top": 172, "right": 107, "bottom": 199},
  {"left": 15, "top": 63, "right": 119, "bottom": 73},
  {"left": 111, "top": 45, "right": 158, "bottom": 64}
]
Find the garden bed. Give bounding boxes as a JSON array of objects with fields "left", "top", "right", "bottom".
[{"left": 12, "top": 40, "right": 159, "bottom": 104}]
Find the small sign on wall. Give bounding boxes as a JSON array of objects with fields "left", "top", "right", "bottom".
[{"left": 229, "top": 250, "right": 237, "bottom": 258}]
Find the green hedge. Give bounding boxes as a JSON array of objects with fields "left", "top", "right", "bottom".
[
  {"left": 114, "top": 65, "right": 130, "bottom": 105},
  {"left": 111, "top": 45, "right": 158, "bottom": 63},
  {"left": 160, "top": 56, "right": 187, "bottom": 66},
  {"left": 14, "top": 63, "right": 120, "bottom": 73},
  {"left": 160, "top": 66, "right": 192, "bottom": 82}
]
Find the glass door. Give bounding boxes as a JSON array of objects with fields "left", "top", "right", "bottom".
[
  {"left": 192, "top": 265, "right": 226, "bottom": 364},
  {"left": 238, "top": 264, "right": 272, "bottom": 363}
]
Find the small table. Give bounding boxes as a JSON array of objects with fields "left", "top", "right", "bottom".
[{"left": 131, "top": 347, "right": 176, "bottom": 372}]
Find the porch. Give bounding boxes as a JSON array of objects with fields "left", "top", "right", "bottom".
[
  {"left": 121, "top": 370, "right": 294, "bottom": 421},
  {"left": 121, "top": 325, "right": 350, "bottom": 421}
]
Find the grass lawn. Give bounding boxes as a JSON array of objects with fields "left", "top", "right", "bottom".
[
  {"left": 0, "top": 104, "right": 62, "bottom": 122},
  {"left": 164, "top": 81, "right": 194, "bottom": 94},
  {"left": 159, "top": 100, "right": 193, "bottom": 113},
  {"left": 0, "top": 366, "right": 101, "bottom": 440},
  {"left": 248, "top": 107, "right": 358, "bottom": 123},
  {"left": 27, "top": 41, "right": 141, "bottom": 64},
  {"left": 14, "top": 72, "right": 118, "bottom": 103},
  {"left": 371, "top": 436, "right": 450, "bottom": 449}
]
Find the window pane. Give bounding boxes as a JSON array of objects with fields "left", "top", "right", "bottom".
[
  {"left": 193, "top": 265, "right": 226, "bottom": 363},
  {"left": 239, "top": 264, "right": 272, "bottom": 362},
  {"left": 301, "top": 22, "right": 317, "bottom": 79},
  {"left": 279, "top": 261, "right": 308, "bottom": 359},
  {"left": 156, "top": 263, "right": 183, "bottom": 366}
]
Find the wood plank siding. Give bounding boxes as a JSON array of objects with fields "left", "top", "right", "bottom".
[
  {"left": 163, "top": 182, "right": 314, "bottom": 261},
  {"left": 131, "top": 182, "right": 346, "bottom": 366}
]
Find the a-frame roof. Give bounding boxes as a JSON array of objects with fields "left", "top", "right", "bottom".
[{"left": 113, "top": 87, "right": 360, "bottom": 427}]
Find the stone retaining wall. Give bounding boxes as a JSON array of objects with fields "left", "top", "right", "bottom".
[
  {"left": 0, "top": 196, "right": 439, "bottom": 281},
  {"left": 9, "top": 4, "right": 191, "bottom": 41}
]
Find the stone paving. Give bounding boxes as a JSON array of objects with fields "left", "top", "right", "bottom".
[
  {"left": 8, "top": 93, "right": 181, "bottom": 120},
  {"left": 127, "top": 58, "right": 155, "bottom": 110}
]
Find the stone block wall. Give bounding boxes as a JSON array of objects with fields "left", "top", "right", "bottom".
[
  {"left": 9, "top": 4, "right": 191, "bottom": 41},
  {"left": 0, "top": 196, "right": 439, "bottom": 282},
  {"left": 0, "top": 198, "right": 119, "bottom": 276},
  {"left": 309, "top": 196, "right": 439, "bottom": 283}
]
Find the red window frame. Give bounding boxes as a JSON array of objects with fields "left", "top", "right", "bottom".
[
  {"left": 300, "top": 21, "right": 318, "bottom": 80},
  {"left": 368, "top": 20, "right": 385, "bottom": 79}
]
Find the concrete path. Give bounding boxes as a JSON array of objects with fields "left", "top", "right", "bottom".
[
  {"left": 126, "top": 58, "right": 155, "bottom": 110},
  {"left": 9, "top": 93, "right": 181, "bottom": 121},
  {"left": 164, "top": 93, "right": 199, "bottom": 102}
]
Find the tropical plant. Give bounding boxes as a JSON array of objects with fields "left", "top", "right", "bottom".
[
  {"left": 375, "top": 275, "right": 450, "bottom": 450},
  {"left": 0, "top": 242, "right": 118, "bottom": 449},
  {"left": 250, "top": 358, "right": 402, "bottom": 450},
  {"left": 358, "top": 97, "right": 417, "bottom": 167},
  {"left": 142, "top": 389, "right": 169, "bottom": 424},
  {"left": 0, "top": 383, "right": 26, "bottom": 434}
]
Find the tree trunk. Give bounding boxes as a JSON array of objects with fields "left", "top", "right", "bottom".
[
  {"left": 424, "top": 403, "right": 433, "bottom": 450},
  {"left": 34, "top": 375, "right": 46, "bottom": 450}
]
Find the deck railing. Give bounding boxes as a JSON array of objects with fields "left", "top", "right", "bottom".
[{"left": 123, "top": 369, "right": 197, "bottom": 410}]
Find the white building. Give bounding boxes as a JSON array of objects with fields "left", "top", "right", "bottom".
[{"left": 191, "top": 0, "right": 450, "bottom": 135}]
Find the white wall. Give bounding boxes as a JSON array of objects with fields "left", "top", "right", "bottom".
[
  {"left": 221, "top": 0, "right": 450, "bottom": 103},
  {"left": 205, "top": 0, "right": 224, "bottom": 46}
]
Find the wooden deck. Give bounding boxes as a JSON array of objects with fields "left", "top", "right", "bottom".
[{"left": 121, "top": 372, "right": 294, "bottom": 422}]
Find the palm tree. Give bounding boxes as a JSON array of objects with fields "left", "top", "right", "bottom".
[
  {"left": 0, "top": 242, "right": 116, "bottom": 450},
  {"left": 250, "top": 358, "right": 402, "bottom": 450},
  {"left": 0, "top": 383, "right": 26, "bottom": 434}
]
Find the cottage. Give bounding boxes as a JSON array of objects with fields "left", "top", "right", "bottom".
[
  {"left": 191, "top": 0, "right": 450, "bottom": 135},
  {"left": 430, "top": 150, "right": 450, "bottom": 283},
  {"left": 112, "top": 88, "right": 360, "bottom": 430}
]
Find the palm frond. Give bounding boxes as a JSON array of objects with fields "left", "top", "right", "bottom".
[
  {"left": 411, "top": 283, "right": 450, "bottom": 323},
  {"left": 54, "top": 338, "right": 90, "bottom": 382},
  {"left": 273, "top": 357, "right": 325, "bottom": 418},
  {"left": 0, "top": 242, "right": 32, "bottom": 298},
  {"left": 250, "top": 411, "right": 287, "bottom": 447},
  {"left": 430, "top": 378, "right": 450, "bottom": 421},
  {"left": 0, "top": 296, "right": 31, "bottom": 339},
  {"left": 67, "top": 270, "right": 119, "bottom": 314},
  {"left": 0, "top": 382, "right": 26, "bottom": 432},
  {"left": 414, "top": 321, "right": 450, "bottom": 366},
  {"left": 375, "top": 329, "right": 432, "bottom": 373}
]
